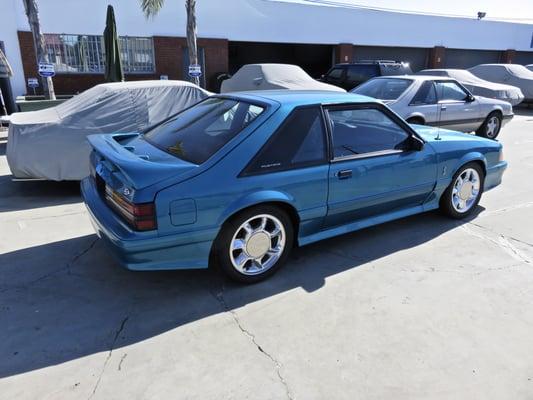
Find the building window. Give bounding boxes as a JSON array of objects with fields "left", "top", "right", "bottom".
[{"left": 44, "top": 34, "right": 155, "bottom": 74}]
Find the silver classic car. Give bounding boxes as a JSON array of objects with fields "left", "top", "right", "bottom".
[
  {"left": 416, "top": 68, "right": 524, "bottom": 106},
  {"left": 351, "top": 75, "right": 513, "bottom": 139}
]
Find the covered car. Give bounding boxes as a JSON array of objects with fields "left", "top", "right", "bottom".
[
  {"left": 221, "top": 64, "right": 345, "bottom": 93},
  {"left": 416, "top": 68, "right": 524, "bottom": 106},
  {"left": 7, "top": 80, "right": 210, "bottom": 181},
  {"left": 468, "top": 64, "right": 533, "bottom": 102},
  {"left": 527, "top": 65, "right": 533, "bottom": 72}
]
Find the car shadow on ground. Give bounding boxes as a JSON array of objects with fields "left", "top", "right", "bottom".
[{"left": 0, "top": 207, "right": 483, "bottom": 378}]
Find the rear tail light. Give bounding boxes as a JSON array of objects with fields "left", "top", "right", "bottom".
[{"left": 104, "top": 185, "right": 157, "bottom": 231}]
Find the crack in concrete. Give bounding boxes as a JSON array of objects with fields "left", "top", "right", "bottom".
[
  {"left": 462, "top": 223, "right": 531, "bottom": 265},
  {"left": 468, "top": 221, "right": 533, "bottom": 248},
  {"left": 211, "top": 284, "right": 293, "bottom": 400},
  {"left": 118, "top": 353, "right": 127, "bottom": 371},
  {"left": 66, "top": 237, "right": 99, "bottom": 275},
  {"left": 89, "top": 316, "right": 129, "bottom": 399}
]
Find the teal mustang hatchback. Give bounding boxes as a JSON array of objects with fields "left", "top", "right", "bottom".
[{"left": 81, "top": 91, "right": 507, "bottom": 283}]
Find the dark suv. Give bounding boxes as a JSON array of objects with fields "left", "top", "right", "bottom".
[{"left": 320, "top": 61, "right": 413, "bottom": 91}]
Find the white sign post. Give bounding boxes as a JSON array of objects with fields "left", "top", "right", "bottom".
[{"left": 27, "top": 77, "right": 39, "bottom": 95}]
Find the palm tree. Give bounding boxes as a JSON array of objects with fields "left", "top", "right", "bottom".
[
  {"left": 140, "top": 0, "right": 200, "bottom": 86},
  {"left": 22, "top": 0, "right": 56, "bottom": 100}
]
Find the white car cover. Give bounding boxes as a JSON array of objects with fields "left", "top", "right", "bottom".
[
  {"left": 221, "top": 64, "right": 345, "bottom": 93},
  {"left": 7, "top": 80, "right": 210, "bottom": 181},
  {"left": 468, "top": 64, "right": 533, "bottom": 101},
  {"left": 417, "top": 68, "right": 524, "bottom": 106}
]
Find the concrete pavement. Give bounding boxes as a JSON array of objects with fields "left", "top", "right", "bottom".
[{"left": 0, "top": 111, "right": 532, "bottom": 399}]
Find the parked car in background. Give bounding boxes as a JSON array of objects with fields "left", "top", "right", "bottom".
[
  {"left": 82, "top": 91, "right": 507, "bottom": 283},
  {"left": 468, "top": 64, "right": 533, "bottom": 103},
  {"left": 7, "top": 80, "right": 210, "bottom": 181},
  {"left": 526, "top": 65, "right": 533, "bottom": 72},
  {"left": 320, "top": 60, "right": 412, "bottom": 91},
  {"left": 416, "top": 68, "right": 524, "bottom": 106},
  {"left": 351, "top": 76, "right": 513, "bottom": 139},
  {"left": 220, "top": 64, "right": 344, "bottom": 93}
]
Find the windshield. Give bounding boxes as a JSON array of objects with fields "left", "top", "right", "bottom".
[
  {"left": 144, "top": 97, "right": 265, "bottom": 164},
  {"left": 351, "top": 78, "right": 413, "bottom": 100}
]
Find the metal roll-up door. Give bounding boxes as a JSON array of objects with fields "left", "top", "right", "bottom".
[
  {"left": 444, "top": 49, "right": 501, "bottom": 69},
  {"left": 354, "top": 46, "right": 429, "bottom": 72}
]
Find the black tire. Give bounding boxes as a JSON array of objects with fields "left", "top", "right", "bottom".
[
  {"left": 214, "top": 205, "right": 294, "bottom": 284},
  {"left": 476, "top": 111, "right": 502, "bottom": 140},
  {"left": 406, "top": 117, "right": 425, "bottom": 125},
  {"left": 440, "top": 162, "right": 485, "bottom": 219}
]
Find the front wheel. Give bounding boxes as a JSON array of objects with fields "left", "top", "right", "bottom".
[
  {"left": 214, "top": 205, "right": 294, "bottom": 283},
  {"left": 440, "top": 163, "right": 484, "bottom": 219},
  {"left": 476, "top": 112, "right": 502, "bottom": 140}
]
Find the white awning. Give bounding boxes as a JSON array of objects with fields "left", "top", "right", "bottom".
[{"left": 0, "top": 47, "right": 14, "bottom": 78}]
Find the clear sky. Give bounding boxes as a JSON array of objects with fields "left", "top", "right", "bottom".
[{"left": 287, "top": 0, "right": 533, "bottom": 22}]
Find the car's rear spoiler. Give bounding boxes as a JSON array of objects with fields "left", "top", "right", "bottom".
[{"left": 87, "top": 133, "right": 196, "bottom": 190}]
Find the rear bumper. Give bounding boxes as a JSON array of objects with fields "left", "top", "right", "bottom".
[
  {"left": 485, "top": 161, "right": 507, "bottom": 192},
  {"left": 81, "top": 177, "right": 213, "bottom": 270}
]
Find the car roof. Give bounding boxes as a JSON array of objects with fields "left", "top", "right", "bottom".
[
  {"left": 220, "top": 90, "right": 376, "bottom": 106},
  {"left": 372, "top": 75, "right": 455, "bottom": 82}
]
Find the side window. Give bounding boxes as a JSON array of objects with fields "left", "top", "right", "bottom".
[
  {"left": 244, "top": 107, "right": 327, "bottom": 174},
  {"left": 327, "top": 68, "right": 344, "bottom": 80},
  {"left": 346, "top": 65, "right": 379, "bottom": 83},
  {"left": 327, "top": 107, "right": 410, "bottom": 159},
  {"left": 435, "top": 81, "right": 468, "bottom": 102},
  {"left": 410, "top": 81, "right": 437, "bottom": 105}
]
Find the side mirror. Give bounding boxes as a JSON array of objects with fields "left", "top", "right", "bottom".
[
  {"left": 466, "top": 94, "right": 475, "bottom": 102},
  {"left": 410, "top": 135, "right": 424, "bottom": 151}
]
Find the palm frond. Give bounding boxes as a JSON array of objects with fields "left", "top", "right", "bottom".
[{"left": 140, "top": 0, "right": 165, "bottom": 18}]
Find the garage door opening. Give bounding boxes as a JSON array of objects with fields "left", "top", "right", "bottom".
[{"left": 228, "top": 41, "right": 334, "bottom": 79}]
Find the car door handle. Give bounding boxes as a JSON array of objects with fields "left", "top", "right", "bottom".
[
  {"left": 441, "top": 105, "right": 447, "bottom": 111},
  {"left": 336, "top": 170, "right": 353, "bottom": 180}
]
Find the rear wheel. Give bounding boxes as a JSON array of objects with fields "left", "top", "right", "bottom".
[
  {"left": 476, "top": 112, "right": 502, "bottom": 140},
  {"left": 406, "top": 117, "right": 425, "bottom": 125},
  {"left": 440, "top": 163, "right": 484, "bottom": 219},
  {"left": 214, "top": 205, "right": 294, "bottom": 283}
]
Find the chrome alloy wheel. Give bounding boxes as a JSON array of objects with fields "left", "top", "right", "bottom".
[
  {"left": 485, "top": 115, "right": 501, "bottom": 138},
  {"left": 452, "top": 168, "right": 481, "bottom": 213},
  {"left": 229, "top": 214, "right": 286, "bottom": 276}
]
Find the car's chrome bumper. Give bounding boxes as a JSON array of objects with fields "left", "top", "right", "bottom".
[
  {"left": 81, "top": 177, "right": 213, "bottom": 270},
  {"left": 485, "top": 161, "right": 508, "bottom": 192}
]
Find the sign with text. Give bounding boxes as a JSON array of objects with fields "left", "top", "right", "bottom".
[
  {"left": 188, "top": 64, "right": 202, "bottom": 78},
  {"left": 27, "top": 78, "right": 39, "bottom": 88},
  {"left": 38, "top": 62, "right": 55, "bottom": 78}
]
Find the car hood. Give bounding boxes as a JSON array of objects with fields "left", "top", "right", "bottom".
[{"left": 411, "top": 124, "right": 495, "bottom": 145}]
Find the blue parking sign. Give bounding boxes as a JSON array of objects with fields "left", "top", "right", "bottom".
[{"left": 38, "top": 62, "right": 55, "bottom": 78}]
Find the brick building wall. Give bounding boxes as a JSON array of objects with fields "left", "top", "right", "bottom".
[{"left": 17, "top": 31, "right": 228, "bottom": 95}]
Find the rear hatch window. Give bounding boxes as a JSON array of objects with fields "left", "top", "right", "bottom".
[
  {"left": 380, "top": 63, "right": 413, "bottom": 76},
  {"left": 144, "top": 97, "right": 265, "bottom": 164},
  {"left": 352, "top": 78, "right": 413, "bottom": 100}
]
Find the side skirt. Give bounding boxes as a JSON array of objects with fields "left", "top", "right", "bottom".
[{"left": 298, "top": 201, "right": 440, "bottom": 247}]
